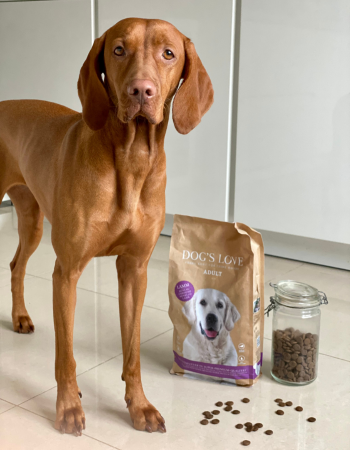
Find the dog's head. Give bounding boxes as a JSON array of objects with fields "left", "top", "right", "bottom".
[
  {"left": 182, "top": 289, "right": 240, "bottom": 341},
  {"left": 78, "top": 18, "right": 214, "bottom": 132}
]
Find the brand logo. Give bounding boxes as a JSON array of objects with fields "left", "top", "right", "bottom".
[
  {"left": 238, "top": 343, "right": 245, "bottom": 350},
  {"left": 182, "top": 250, "right": 243, "bottom": 266}
]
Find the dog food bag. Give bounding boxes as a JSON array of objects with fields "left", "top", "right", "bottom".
[{"left": 168, "top": 215, "right": 264, "bottom": 386}]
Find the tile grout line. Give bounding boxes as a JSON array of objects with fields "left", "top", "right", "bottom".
[
  {"left": 264, "top": 262, "right": 305, "bottom": 284},
  {"left": 0, "top": 405, "right": 16, "bottom": 416},
  {"left": 8, "top": 272, "right": 170, "bottom": 313},
  {"left": 18, "top": 384, "right": 60, "bottom": 407},
  {"left": 75, "top": 327, "right": 173, "bottom": 379},
  {"left": 139, "top": 327, "right": 173, "bottom": 348},
  {"left": 18, "top": 328, "right": 173, "bottom": 409},
  {"left": 16, "top": 406, "right": 121, "bottom": 449}
]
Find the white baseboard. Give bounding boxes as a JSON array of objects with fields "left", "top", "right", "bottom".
[
  {"left": 161, "top": 214, "right": 350, "bottom": 270},
  {"left": 258, "top": 228, "right": 350, "bottom": 271}
]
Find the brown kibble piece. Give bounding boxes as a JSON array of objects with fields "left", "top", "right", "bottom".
[
  {"left": 212, "top": 410, "right": 220, "bottom": 415},
  {"left": 307, "top": 417, "right": 316, "bottom": 422},
  {"left": 211, "top": 419, "right": 220, "bottom": 424},
  {"left": 286, "top": 401, "right": 293, "bottom": 406},
  {"left": 224, "top": 406, "right": 232, "bottom": 411},
  {"left": 203, "top": 411, "right": 211, "bottom": 416},
  {"left": 200, "top": 419, "right": 209, "bottom": 425},
  {"left": 274, "top": 398, "right": 283, "bottom": 402},
  {"left": 278, "top": 402, "right": 286, "bottom": 407},
  {"left": 244, "top": 422, "right": 252, "bottom": 427},
  {"left": 232, "top": 410, "right": 240, "bottom": 414},
  {"left": 256, "top": 423, "right": 263, "bottom": 428},
  {"left": 252, "top": 425, "right": 259, "bottom": 431},
  {"left": 276, "top": 410, "right": 284, "bottom": 415},
  {"left": 236, "top": 424, "right": 244, "bottom": 429},
  {"left": 242, "top": 398, "right": 250, "bottom": 403},
  {"left": 215, "top": 402, "right": 223, "bottom": 407},
  {"left": 265, "top": 430, "right": 273, "bottom": 435},
  {"left": 295, "top": 406, "right": 303, "bottom": 412},
  {"left": 242, "top": 441, "right": 251, "bottom": 446},
  {"left": 246, "top": 426, "right": 252, "bottom": 432},
  {"left": 225, "top": 401, "right": 234, "bottom": 405}
]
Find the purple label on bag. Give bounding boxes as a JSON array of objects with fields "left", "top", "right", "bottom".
[
  {"left": 173, "top": 351, "right": 263, "bottom": 380},
  {"left": 175, "top": 281, "right": 194, "bottom": 302}
]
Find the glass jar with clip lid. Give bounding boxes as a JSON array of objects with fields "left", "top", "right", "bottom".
[{"left": 265, "top": 280, "right": 328, "bottom": 386}]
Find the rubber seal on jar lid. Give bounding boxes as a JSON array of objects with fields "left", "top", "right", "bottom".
[{"left": 269, "top": 280, "right": 327, "bottom": 309}]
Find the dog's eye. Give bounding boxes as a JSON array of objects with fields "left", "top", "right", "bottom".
[
  {"left": 163, "top": 49, "right": 174, "bottom": 60},
  {"left": 217, "top": 303, "right": 224, "bottom": 309},
  {"left": 114, "top": 46, "right": 125, "bottom": 56},
  {"left": 200, "top": 299, "right": 207, "bottom": 306}
]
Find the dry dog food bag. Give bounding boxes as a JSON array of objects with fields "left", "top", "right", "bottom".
[{"left": 168, "top": 215, "right": 264, "bottom": 386}]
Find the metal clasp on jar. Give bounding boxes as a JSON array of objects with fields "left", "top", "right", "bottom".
[
  {"left": 264, "top": 297, "right": 276, "bottom": 317},
  {"left": 318, "top": 291, "right": 328, "bottom": 305}
]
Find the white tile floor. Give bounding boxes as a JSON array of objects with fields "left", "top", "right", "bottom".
[{"left": 0, "top": 206, "right": 349, "bottom": 449}]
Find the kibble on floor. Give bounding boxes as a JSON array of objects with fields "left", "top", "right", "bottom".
[
  {"left": 215, "top": 402, "right": 223, "bottom": 407},
  {"left": 295, "top": 406, "right": 303, "bottom": 412},
  {"left": 276, "top": 410, "right": 284, "bottom": 415},
  {"left": 242, "top": 441, "right": 251, "bottom": 446},
  {"left": 236, "top": 424, "right": 244, "bottom": 429}
]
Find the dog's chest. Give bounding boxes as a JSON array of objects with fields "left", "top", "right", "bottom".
[{"left": 206, "top": 346, "right": 227, "bottom": 365}]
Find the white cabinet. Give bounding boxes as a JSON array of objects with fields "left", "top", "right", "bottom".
[
  {"left": 235, "top": 0, "right": 350, "bottom": 247},
  {"left": 0, "top": 0, "right": 91, "bottom": 112},
  {"left": 98, "top": 0, "right": 237, "bottom": 222}
]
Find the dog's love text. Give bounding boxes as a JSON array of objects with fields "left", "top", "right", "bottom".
[{"left": 182, "top": 250, "right": 243, "bottom": 266}]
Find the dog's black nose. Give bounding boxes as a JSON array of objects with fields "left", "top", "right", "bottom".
[{"left": 206, "top": 313, "right": 218, "bottom": 327}]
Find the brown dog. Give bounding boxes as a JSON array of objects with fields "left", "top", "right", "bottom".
[{"left": 0, "top": 18, "right": 213, "bottom": 435}]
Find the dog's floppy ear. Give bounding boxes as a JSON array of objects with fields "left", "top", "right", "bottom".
[
  {"left": 78, "top": 32, "right": 109, "bottom": 131},
  {"left": 182, "top": 293, "right": 197, "bottom": 325},
  {"left": 224, "top": 297, "right": 240, "bottom": 331},
  {"left": 172, "top": 39, "right": 214, "bottom": 135}
]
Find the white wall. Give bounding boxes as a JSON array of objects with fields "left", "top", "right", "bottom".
[
  {"left": 235, "top": 0, "right": 350, "bottom": 245},
  {"left": 0, "top": 0, "right": 91, "bottom": 112}
]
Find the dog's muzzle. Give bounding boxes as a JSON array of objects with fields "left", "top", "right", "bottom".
[{"left": 200, "top": 313, "right": 219, "bottom": 340}]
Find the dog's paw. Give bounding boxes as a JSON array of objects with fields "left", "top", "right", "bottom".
[
  {"left": 127, "top": 398, "right": 166, "bottom": 433},
  {"left": 54, "top": 392, "right": 86, "bottom": 436},
  {"left": 12, "top": 314, "right": 35, "bottom": 333}
]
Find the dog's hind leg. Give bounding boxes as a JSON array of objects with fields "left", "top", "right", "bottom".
[{"left": 7, "top": 185, "right": 44, "bottom": 333}]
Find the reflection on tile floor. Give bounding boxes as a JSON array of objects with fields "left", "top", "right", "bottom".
[{"left": 0, "top": 207, "right": 349, "bottom": 449}]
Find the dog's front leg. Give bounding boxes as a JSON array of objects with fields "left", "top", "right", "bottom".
[
  {"left": 52, "top": 259, "right": 85, "bottom": 436},
  {"left": 116, "top": 254, "right": 166, "bottom": 433}
]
